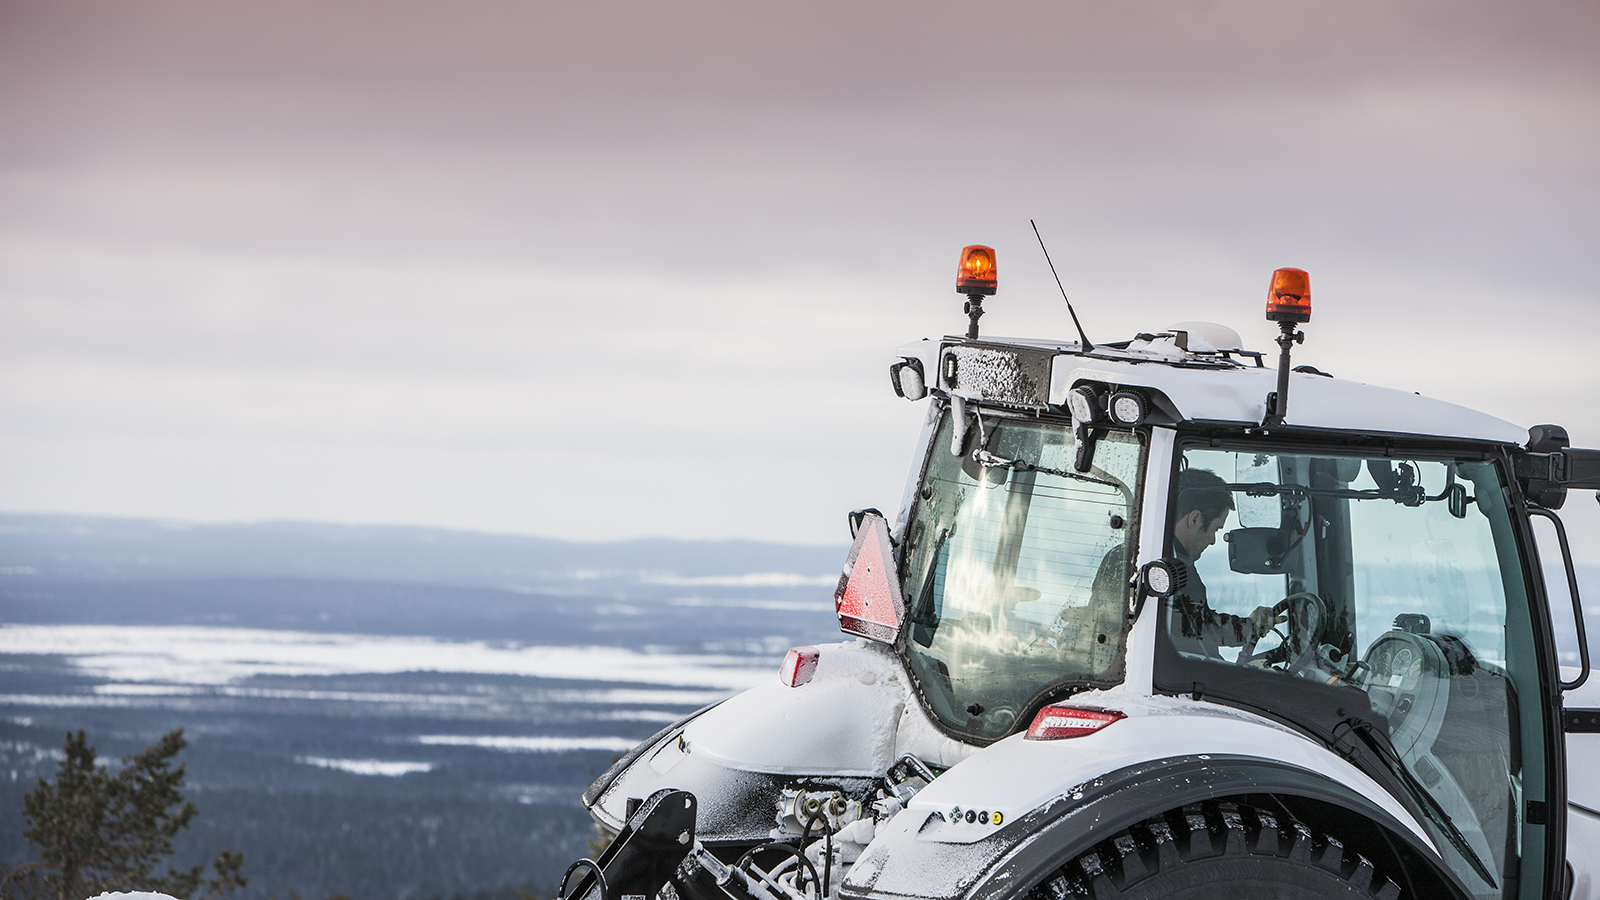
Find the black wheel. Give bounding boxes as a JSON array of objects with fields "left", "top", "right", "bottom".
[{"left": 1028, "top": 801, "right": 1401, "bottom": 900}]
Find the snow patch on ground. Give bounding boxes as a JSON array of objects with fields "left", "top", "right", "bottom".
[
  {"left": 416, "top": 735, "right": 637, "bottom": 753},
  {"left": 642, "top": 572, "right": 837, "bottom": 587},
  {"left": 0, "top": 624, "right": 770, "bottom": 689},
  {"left": 591, "top": 709, "right": 683, "bottom": 723},
  {"left": 670, "top": 596, "right": 831, "bottom": 611},
  {"left": 298, "top": 756, "right": 434, "bottom": 776}
]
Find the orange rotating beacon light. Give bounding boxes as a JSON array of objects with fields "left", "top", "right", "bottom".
[
  {"left": 956, "top": 245, "right": 997, "bottom": 340},
  {"left": 1263, "top": 266, "right": 1311, "bottom": 426}
]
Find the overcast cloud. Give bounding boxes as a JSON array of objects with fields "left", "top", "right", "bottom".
[{"left": 1, "top": 1, "right": 1597, "bottom": 547}]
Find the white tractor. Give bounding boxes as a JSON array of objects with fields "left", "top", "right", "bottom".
[{"left": 565, "top": 246, "right": 1600, "bottom": 900}]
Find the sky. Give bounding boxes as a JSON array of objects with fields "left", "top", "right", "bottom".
[{"left": 1, "top": 0, "right": 1598, "bottom": 547}]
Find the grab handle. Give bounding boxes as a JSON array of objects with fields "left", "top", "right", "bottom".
[{"left": 1528, "top": 507, "right": 1590, "bottom": 691}]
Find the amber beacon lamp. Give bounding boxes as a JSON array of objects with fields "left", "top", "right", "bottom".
[
  {"left": 956, "top": 245, "right": 997, "bottom": 340},
  {"left": 1263, "top": 266, "right": 1310, "bottom": 426}
]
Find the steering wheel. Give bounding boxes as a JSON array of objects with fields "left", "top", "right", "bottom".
[{"left": 1237, "top": 591, "right": 1327, "bottom": 676}]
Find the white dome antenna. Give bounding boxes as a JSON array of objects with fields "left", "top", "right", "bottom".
[{"left": 1166, "top": 321, "right": 1244, "bottom": 354}]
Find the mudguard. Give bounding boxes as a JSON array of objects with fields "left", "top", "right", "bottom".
[{"left": 841, "top": 754, "right": 1473, "bottom": 900}]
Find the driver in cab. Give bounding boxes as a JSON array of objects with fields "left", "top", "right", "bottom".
[{"left": 1170, "top": 469, "right": 1283, "bottom": 657}]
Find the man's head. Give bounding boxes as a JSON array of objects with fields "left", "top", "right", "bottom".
[{"left": 1173, "top": 468, "right": 1235, "bottom": 559}]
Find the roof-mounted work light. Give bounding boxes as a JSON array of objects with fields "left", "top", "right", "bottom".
[
  {"left": 1263, "top": 267, "right": 1310, "bottom": 426},
  {"left": 956, "top": 245, "right": 997, "bottom": 340},
  {"left": 1066, "top": 385, "right": 1100, "bottom": 473},
  {"left": 1108, "top": 390, "right": 1146, "bottom": 427},
  {"left": 1066, "top": 386, "right": 1098, "bottom": 424}
]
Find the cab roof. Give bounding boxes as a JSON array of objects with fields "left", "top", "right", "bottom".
[{"left": 900, "top": 332, "right": 1528, "bottom": 446}]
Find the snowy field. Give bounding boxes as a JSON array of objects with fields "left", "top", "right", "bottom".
[
  {"left": 0, "top": 622, "right": 774, "bottom": 805},
  {"left": 0, "top": 622, "right": 772, "bottom": 803},
  {"left": 0, "top": 516, "right": 844, "bottom": 900},
  {"left": 0, "top": 624, "right": 775, "bottom": 689}
]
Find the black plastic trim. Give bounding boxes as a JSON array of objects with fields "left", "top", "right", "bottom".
[
  {"left": 1565, "top": 708, "right": 1600, "bottom": 733},
  {"left": 1177, "top": 421, "right": 1517, "bottom": 456},
  {"left": 1504, "top": 448, "right": 1576, "bottom": 898}
]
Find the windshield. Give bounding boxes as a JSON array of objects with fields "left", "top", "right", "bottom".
[
  {"left": 898, "top": 408, "right": 1143, "bottom": 743},
  {"left": 1159, "top": 445, "right": 1544, "bottom": 900}
]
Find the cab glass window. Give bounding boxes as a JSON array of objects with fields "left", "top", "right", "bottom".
[
  {"left": 1162, "top": 446, "right": 1540, "bottom": 900},
  {"left": 898, "top": 410, "right": 1143, "bottom": 743}
]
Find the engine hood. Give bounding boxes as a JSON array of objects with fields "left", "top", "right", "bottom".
[{"left": 586, "top": 639, "right": 979, "bottom": 838}]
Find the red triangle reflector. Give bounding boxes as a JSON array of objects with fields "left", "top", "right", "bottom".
[{"left": 835, "top": 514, "right": 904, "bottom": 643}]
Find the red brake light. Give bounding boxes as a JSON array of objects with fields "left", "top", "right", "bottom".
[
  {"left": 1265, "top": 267, "right": 1311, "bottom": 323},
  {"left": 1025, "top": 705, "right": 1125, "bottom": 740},
  {"left": 779, "top": 646, "right": 820, "bottom": 688},
  {"left": 956, "top": 245, "right": 997, "bottom": 296}
]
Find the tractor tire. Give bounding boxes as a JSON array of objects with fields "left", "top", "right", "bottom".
[{"left": 1028, "top": 800, "right": 1401, "bottom": 900}]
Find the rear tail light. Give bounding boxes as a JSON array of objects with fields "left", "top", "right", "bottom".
[
  {"left": 779, "top": 646, "right": 820, "bottom": 687},
  {"left": 1025, "top": 705, "right": 1125, "bottom": 740}
]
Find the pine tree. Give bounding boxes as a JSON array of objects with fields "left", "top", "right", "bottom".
[{"left": 1, "top": 729, "right": 247, "bottom": 900}]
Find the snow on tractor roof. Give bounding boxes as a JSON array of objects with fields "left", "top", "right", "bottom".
[{"left": 900, "top": 329, "right": 1527, "bottom": 446}]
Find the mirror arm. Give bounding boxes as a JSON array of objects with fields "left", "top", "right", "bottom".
[{"left": 1567, "top": 449, "right": 1600, "bottom": 490}]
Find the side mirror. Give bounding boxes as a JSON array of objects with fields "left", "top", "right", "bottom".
[
  {"left": 848, "top": 507, "right": 884, "bottom": 539},
  {"left": 890, "top": 358, "right": 927, "bottom": 401}
]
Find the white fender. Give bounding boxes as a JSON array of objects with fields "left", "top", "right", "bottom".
[
  {"left": 686, "top": 639, "right": 977, "bottom": 776},
  {"left": 894, "top": 685, "right": 1436, "bottom": 850}
]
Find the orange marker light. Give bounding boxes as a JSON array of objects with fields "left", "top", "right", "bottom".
[
  {"left": 957, "top": 245, "right": 998, "bottom": 296},
  {"left": 1265, "top": 267, "right": 1311, "bottom": 323}
]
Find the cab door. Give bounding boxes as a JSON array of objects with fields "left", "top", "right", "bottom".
[{"left": 1153, "top": 440, "right": 1556, "bottom": 900}]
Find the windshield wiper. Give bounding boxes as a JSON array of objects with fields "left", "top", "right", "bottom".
[
  {"left": 1340, "top": 719, "right": 1497, "bottom": 889},
  {"left": 972, "top": 450, "right": 1121, "bottom": 489}
]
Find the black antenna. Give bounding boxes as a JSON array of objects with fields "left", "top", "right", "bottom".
[{"left": 1030, "top": 219, "right": 1094, "bottom": 352}]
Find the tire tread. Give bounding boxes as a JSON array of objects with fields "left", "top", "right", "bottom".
[{"left": 1026, "top": 800, "right": 1402, "bottom": 899}]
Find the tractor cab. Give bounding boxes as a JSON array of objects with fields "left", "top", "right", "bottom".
[{"left": 860, "top": 257, "right": 1594, "bottom": 899}]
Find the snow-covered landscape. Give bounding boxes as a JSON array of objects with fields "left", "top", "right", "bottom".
[{"left": 0, "top": 514, "right": 843, "bottom": 900}]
